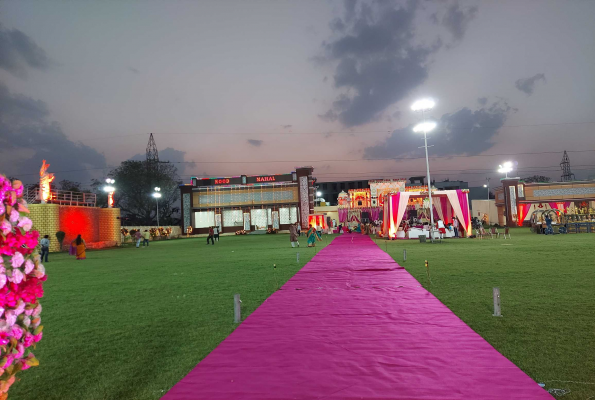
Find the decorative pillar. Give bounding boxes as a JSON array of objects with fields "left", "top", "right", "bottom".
[
  {"left": 501, "top": 178, "right": 521, "bottom": 227},
  {"left": 295, "top": 167, "right": 314, "bottom": 229}
]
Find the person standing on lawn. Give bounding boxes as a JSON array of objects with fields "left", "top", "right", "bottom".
[
  {"left": 290, "top": 222, "right": 300, "bottom": 248},
  {"left": 134, "top": 230, "right": 142, "bottom": 248},
  {"left": 72, "top": 234, "right": 86, "bottom": 260},
  {"left": 40, "top": 235, "right": 50, "bottom": 262},
  {"left": 453, "top": 218, "right": 459, "bottom": 238},
  {"left": 142, "top": 230, "right": 150, "bottom": 247},
  {"left": 214, "top": 225, "right": 220, "bottom": 241},
  {"left": 207, "top": 226, "right": 215, "bottom": 245}
]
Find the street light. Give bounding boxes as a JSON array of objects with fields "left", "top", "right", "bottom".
[
  {"left": 103, "top": 178, "right": 116, "bottom": 208},
  {"left": 412, "top": 113, "right": 437, "bottom": 243},
  {"left": 498, "top": 161, "right": 513, "bottom": 178},
  {"left": 412, "top": 97, "right": 437, "bottom": 241},
  {"left": 483, "top": 177, "right": 490, "bottom": 224},
  {"left": 153, "top": 187, "right": 161, "bottom": 227}
]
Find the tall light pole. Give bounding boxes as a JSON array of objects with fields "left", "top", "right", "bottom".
[
  {"left": 153, "top": 187, "right": 162, "bottom": 227},
  {"left": 103, "top": 178, "right": 115, "bottom": 208},
  {"left": 412, "top": 98, "right": 437, "bottom": 241},
  {"left": 498, "top": 161, "right": 513, "bottom": 178},
  {"left": 498, "top": 162, "right": 514, "bottom": 226},
  {"left": 483, "top": 177, "right": 490, "bottom": 224}
]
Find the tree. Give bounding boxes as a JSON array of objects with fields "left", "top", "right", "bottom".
[
  {"left": 58, "top": 179, "right": 82, "bottom": 192},
  {"left": 109, "top": 160, "right": 181, "bottom": 225},
  {"left": 522, "top": 175, "right": 551, "bottom": 183}
]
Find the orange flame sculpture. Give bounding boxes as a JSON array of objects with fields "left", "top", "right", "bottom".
[{"left": 39, "top": 159, "right": 55, "bottom": 203}]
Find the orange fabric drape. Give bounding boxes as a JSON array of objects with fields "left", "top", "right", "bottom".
[{"left": 517, "top": 203, "right": 531, "bottom": 226}]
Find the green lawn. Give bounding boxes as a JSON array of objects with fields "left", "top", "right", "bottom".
[
  {"left": 378, "top": 229, "right": 595, "bottom": 400},
  {"left": 10, "top": 234, "right": 334, "bottom": 400},
  {"left": 10, "top": 230, "right": 595, "bottom": 399}
]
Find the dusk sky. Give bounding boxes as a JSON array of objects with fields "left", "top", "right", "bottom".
[{"left": 1, "top": 0, "right": 594, "bottom": 188}]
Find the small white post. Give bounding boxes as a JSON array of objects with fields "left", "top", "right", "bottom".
[
  {"left": 403, "top": 249, "right": 407, "bottom": 262},
  {"left": 296, "top": 252, "right": 300, "bottom": 263},
  {"left": 492, "top": 287, "right": 502, "bottom": 317},
  {"left": 234, "top": 294, "right": 241, "bottom": 323}
]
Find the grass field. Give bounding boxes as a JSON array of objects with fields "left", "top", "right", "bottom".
[
  {"left": 379, "top": 229, "right": 595, "bottom": 400},
  {"left": 10, "top": 234, "right": 334, "bottom": 400},
  {"left": 9, "top": 230, "right": 595, "bottom": 399}
]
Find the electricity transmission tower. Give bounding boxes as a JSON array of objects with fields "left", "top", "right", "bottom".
[
  {"left": 146, "top": 133, "right": 159, "bottom": 174},
  {"left": 560, "top": 150, "right": 575, "bottom": 182}
]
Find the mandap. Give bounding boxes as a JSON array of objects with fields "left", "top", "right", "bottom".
[{"left": 382, "top": 189, "right": 472, "bottom": 239}]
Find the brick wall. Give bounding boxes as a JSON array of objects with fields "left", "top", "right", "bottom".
[{"left": 28, "top": 204, "right": 121, "bottom": 252}]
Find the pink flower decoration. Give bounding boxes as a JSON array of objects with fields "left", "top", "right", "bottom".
[
  {"left": 20, "top": 362, "right": 30, "bottom": 371},
  {"left": 24, "top": 260, "right": 34, "bottom": 275},
  {"left": 33, "top": 332, "right": 42, "bottom": 343},
  {"left": 15, "top": 343, "right": 24, "bottom": 359},
  {"left": 0, "top": 307, "right": 4, "bottom": 318},
  {"left": 0, "top": 203, "right": 4, "bottom": 215},
  {"left": 33, "top": 304, "right": 42, "bottom": 317},
  {"left": 5, "top": 311, "right": 16, "bottom": 327},
  {"left": 10, "top": 325, "right": 22, "bottom": 341},
  {"left": 22, "top": 316, "right": 31, "bottom": 328},
  {"left": 11, "top": 252, "right": 24, "bottom": 269},
  {"left": 17, "top": 217, "right": 32, "bottom": 232},
  {"left": 9, "top": 209, "right": 19, "bottom": 223},
  {"left": 0, "top": 338, "right": 8, "bottom": 346},
  {"left": 9, "top": 269, "right": 24, "bottom": 284},
  {"left": 14, "top": 300, "right": 25, "bottom": 316},
  {"left": 0, "top": 220, "right": 11, "bottom": 236},
  {"left": 0, "top": 274, "right": 6, "bottom": 290},
  {"left": 23, "top": 333, "right": 34, "bottom": 347},
  {"left": 34, "top": 264, "right": 46, "bottom": 279}
]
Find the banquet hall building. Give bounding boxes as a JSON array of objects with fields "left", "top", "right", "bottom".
[{"left": 179, "top": 167, "right": 315, "bottom": 234}]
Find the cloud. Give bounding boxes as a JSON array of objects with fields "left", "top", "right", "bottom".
[
  {"left": 0, "top": 82, "right": 106, "bottom": 182},
  {"left": 127, "top": 67, "right": 140, "bottom": 74},
  {"left": 247, "top": 139, "right": 263, "bottom": 147},
  {"left": 515, "top": 73, "right": 546, "bottom": 95},
  {"left": 441, "top": 2, "right": 478, "bottom": 41},
  {"left": 281, "top": 124, "right": 292, "bottom": 129},
  {"left": 318, "top": 109, "right": 338, "bottom": 122},
  {"left": 316, "top": 1, "right": 444, "bottom": 127},
  {"left": 364, "top": 99, "right": 515, "bottom": 159},
  {"left": 477, "top": 97, "right": 487, "bottom": 105},
  {"left": 0, "top": 23, "right": 50, "bottom": 78}
]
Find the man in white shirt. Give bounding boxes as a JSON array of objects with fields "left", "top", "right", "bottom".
[
  {"left": 40, "top": 235, "right": 50, "bottom": 262},
  {"left": 453, "top": 218, "right": 459, "bottom": 238},
  {"left": 437, "top": 219, "right": 446, "bottom": 239}
]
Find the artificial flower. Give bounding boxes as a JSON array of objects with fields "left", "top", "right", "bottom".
[
  {"left": 24, "top": 260, "right": 34, "bottom": 275},
  {"left": 9, "top": 269, "right": 24, "bottom": 285},
  {"left": 9, "top": 209, "right": 19, "bottom": 223},
  {"left": 10, "top": 252, "right": 24, "bottom": 269},
  {"left": 17, "top": 217, "right": 32, "bottom": 232}
]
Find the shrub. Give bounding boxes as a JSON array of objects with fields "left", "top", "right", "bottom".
[{"left": 55, "top": 231, "right": 66, "bottom": 251}]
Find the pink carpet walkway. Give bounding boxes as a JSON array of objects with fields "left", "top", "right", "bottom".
[{"left": 163, "top": 234, "right": 552, "bottom": 399}]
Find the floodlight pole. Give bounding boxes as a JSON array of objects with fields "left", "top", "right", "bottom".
[
  {"left": 156, "top": 198, "right": 159, "bottom": 227},
  {"left": 422, "top": 128, "right": 435, "bottom": 243}
]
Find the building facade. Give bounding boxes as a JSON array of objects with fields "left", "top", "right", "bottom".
[
  {"left": 180, "top": 167, "right": 315, "bottom": 234},
  {"left": 494, "top": 178, "right": 595, "bottom": 226}
]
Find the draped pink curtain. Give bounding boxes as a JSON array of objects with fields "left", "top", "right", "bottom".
[
  {"left": 369, "top": 208, "right": 380, "bottom": 221},
  {"left": 549, "top": 202, "right": 572, "bottom": 213},
  {"left": 391, "top": 194, "right": 401, "bottom": 230},
  {"left": 440, "top": 197, "right": 449, "bottom": 223},
  {"left": 456, "top": 190, "right": 471, "bottom": 233},
  {"left": 338, "top": 208, "right": 348, "bottom": 223}
]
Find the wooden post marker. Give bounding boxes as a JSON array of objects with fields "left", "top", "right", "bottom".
[
  {"left": 492, "top": 287, "right": 502, "bottom": 317},
  {"left": 233, "top": 294, "right": 241, "bottom": 323}
]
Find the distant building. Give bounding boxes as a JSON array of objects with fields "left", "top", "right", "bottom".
[{"left": 317, "top": 180, "right": 369, "bottom": 206}]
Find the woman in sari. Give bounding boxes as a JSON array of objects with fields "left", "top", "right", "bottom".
[
  {"left": 72, "top": 234, "right": 87, "bottom": 260},
  {"left": 307, "top": 224, "right": 317, "bottom": 247}
]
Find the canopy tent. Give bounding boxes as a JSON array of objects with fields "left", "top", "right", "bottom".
[{"left": 383, "top": 189, "right": 472, "bottom": 238}]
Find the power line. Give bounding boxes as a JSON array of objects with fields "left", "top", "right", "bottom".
[
  {"left": 164, "top": 149, "right": 595, "bottom": 165},
  {"left": 149, "top": 121, "right": 595, "bottom": 136}
]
